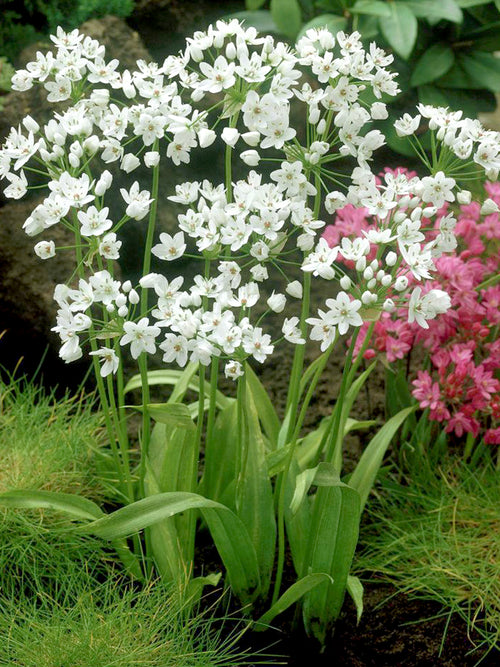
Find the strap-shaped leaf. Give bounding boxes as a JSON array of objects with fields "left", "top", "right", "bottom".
[
  {"left": 349, "top": 405, "right": 416, "bottom": 512},
  {"left": 245, "top": 363, "right": 280, "bottom": 448},
  {"left": 236, "top": 387, "right": 276, "bottom": 595},
  {"left": 302, "top": 482, "right": 361, "bottom": 643},
  {"left": 256, "top": 573, "right": 333, "bottom": 628},
  {"left": 347, "top": 575, "right": 364, "bottom": 623},
  {"left": 202, "top": 401, "right": 238, "bottom": 504},
  {"left": 124, "top": 369, "right": 233, "bottom": 410},
  {"left": 79, "top": 491, "right": 261, "bottom": 602},
  {"left": 0, "top": 489, "right": 103, "bottom": 521}
]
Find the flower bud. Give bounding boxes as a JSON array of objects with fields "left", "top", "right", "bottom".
[
  {"left": 480, "top": 198, "right": 499, "bottom": 215},
  {"left": 317, "top": 119, "right": 327, "bottom": 135},
  {"left": 385, "top": 251, "right": 397, "bottom": 266},
  {"left": 340, "top": 275, "right": 351, "bottom": 290},
  {"left": 128, "top": 289, "right": 140, "bottom": 304},
  {"left": 95, "top": 170, "right": 112, "bottom": 196},
  {"left": 361, "top": 290, "right": 374, "bottom": 305},
  {"left": 457, "top": 190, "right": 471, "bottom": 205},
  {"left": 122, "top": 280, "right": 132, "bottom": 293},
  {"left": 241, "top": 131, "right": 260, "bottom": 146},
  {"left": 118, "top": 305, "right": 128, "bottom": 317},
  {"left": 198, "top": 128, "right": 216, "bottom": 148},
  {"left": 308, "top": 106, "right": 320, "bottom": 124},
  {"left": 267, "top": 292, "right": 286, "bottom": 313},
  {"left": 68, "top": 153, "right": 80, "bottom": 168},
  {"left": 394, "top": 276, "right": 408, "bottom": 291},
  {"left": 106, "top": 303, "right": 115, "bottom": 313},
  {"left": 23, "top": 115, "right": 40, "bottom": 133},
  {"left": 115, "top": 294, "right": 127, "bottom": 307},
  {"left": 144, "top": 151, "right": 160, "bottom": 167},
  {"left": 240, "top": 150, "right": 260, "bottom": 166},
  {"left": 221, "top": 127, "right": 240, "bottom": 147},
  {"left": 225, "top": 42, "right": 237, "bottom": 60},
  {"left": 286, "top": 280, "right": 303, "bottom": 298},
  {"left": 191, "top": 88, "right": 205, "bottom": 102},
  {"left": 355, "top": 257, "right": 366, "bottom": 272},
  {"left": 363, "top": 266, "right": 374, "bottom": 280},
  {"left": 121, "top": 154, "right": 140, "bottom": 173},
  {"left": 381, "top": 274, "right": 392, "bottom": 287},
  {"left": 370, "top": 102, "right": 388, "bottom": 120},
  {"left": 383, "top": 298, "right": 395, "bottom": 312},
  {"left": 83, "top": 135, "right": 100, "bottom": 154}
]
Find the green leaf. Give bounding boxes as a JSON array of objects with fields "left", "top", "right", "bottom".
[
  {"left": 460, "top": 51, "right": 500, "bottom": 91},
  {"left": 245, "top": 363, "right": 280, "bottom": 448},
  {"left": 296, "top": 13, "right": 347, "bottom": 42},
  {"left": 468, "top": 22, "right": 500, "bottom": 52},
  {"left": 271, "top": 0, "right": 302, "bottom": 38},
  {"left": 202, "top": 402, "right": 239, "bottom": 504},
  {"left": 404, "top": 0, "right": 463, "bottom": 23},
  {"left": 80, "top": 491, "right": 261, "bottom": 602},
  {"left": 410, "top": 44, "right": 455, "bottom": 86},
  {"left": 495, "top": 0, "right": 500, "bottom": 11},
  {"left": 124, "top": 369, "right": 233, "bottom": 410},
  {"left": 347, "top": 575, "right": 364, "bottom": 623},
  {"left": 349, "top": 405, "right": 417, "bottom": 512},
  {"left": 290, "top": 462, "right": 340, "bottom": 515},
  {"left": 456, "top": 0, "right": 490, "bottom": 7},
  {"left": 227, "top": 10, "right": 280, "bottom": 34},
  {"left": 331, "top": 361, "right": 376, "bottom": 471},
  {"left": 148, "top": 424, "right": 198, "bottom": 564},
  {"left": 246, "top": 0, "right": 266, "bottom": 9},
  {"left": 256, "top": 574, "right": 333, "bottom": 628},
  {"left": 136, "top": 403, "right": 197, "bottom": 430},
  {"left": 236, "top": 386, "right": 277, "bottom": 594},
  {"left": 0, "top": 489, "right": 103, "bottom": 521},
  {"left": 378, "top": 3, "right": 418, "bottom": 59},
  {"left": 285, "top": 457, "right": 312, "bottom": 575},
  {"left": 302, "top": 481, "right": 361, "bottom": 642},
  {"left": 351, "top": 1, "right": 391, "bottom": 17}
]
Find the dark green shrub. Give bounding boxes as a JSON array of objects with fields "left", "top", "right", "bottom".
[
  {"left": 0, "top": 0, "right": 134, "bottom": 62},
  {"left": 232, "top": 0, "right": 500, "bottom": 153}
]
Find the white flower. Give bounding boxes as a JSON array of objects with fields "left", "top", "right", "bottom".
[
  {"left": 242, "top": 326, "right": 274, "bottom": 363},
  {"left": 394, "top": 114, "right": 421, "bottom": 137},
  {"left": 324, "top": 292, "right": 363, "bottom": 335},
  {"left": 120, "top": 317, "right": 160, "bottom": 359},
  {"left": 120, "top": 181, "right": 153, "bottom": 220},
  {"left": 225, "top": 360, "right": 244, "bottom": 380},
  {"left": 408, "top": 287, "right": 451, "bottom": 328},
  {"left": 160, "top": 334, "right": 189, "bottom": 367},
  {"left": 419, "top": 171, "right": 455, "bottom": 208},
  {"left": 89, "top": 347, "right": 119, "bottom": 376},
  {"left": 151, "top": 232, "right": 186, "bottom": 261},
  {"left": 282, "top": 317, "right": 305, "bottom": 344},
  {"left": 34, "top": 240, "right": 55, "bottom": 259},
  {"left": 306, "top": 309, "right": 336, "bottom": 351},
  {"left": 99, "top": 233, "right": 122, "bottom": 260},
  {"left": 78, "top": 206, "right": 112, "bottom": 237},
  {"left": 4, "top": 171, "right": 28, "bottom": 199}
]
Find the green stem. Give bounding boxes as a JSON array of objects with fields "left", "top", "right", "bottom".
[
  {"left": 324, "top": 328, "right": 361, "bottom": 470},
  {"left": 272, "top": 339, "right": 336, "bottom": 606},
  {"left": 206, "top": 356, "right": 219, "bottom": 450},
  {"left": 141, "top": 138, "right": 160, "bottom": 313}
]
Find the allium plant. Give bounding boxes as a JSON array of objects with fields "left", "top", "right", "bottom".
[
  {"left": 332, "top": 179, "right": 500, "bottom": 462},
  {"left": 0, "top": 21, "right": 497, "bottom": 642}
]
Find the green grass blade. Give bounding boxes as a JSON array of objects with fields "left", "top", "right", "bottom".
[
  {"left": 0, "top": 489, "right": 104, "bottom": 521},
  {"left": 349, "top": 406, "right": 416, "bottom": 512},
  {"left": 256, "top": 573, "right": 333, "bottom": 628}
]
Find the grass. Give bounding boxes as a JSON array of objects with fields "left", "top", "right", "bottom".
[
  {"left": 355, "top": 447, "right": 500, "bottom": 661},
  {"left": 0, "top": 577, "right": 263, "bottom": 667},
  {"left": 0, "top": 375, "right": 274, "bottom": 666}
]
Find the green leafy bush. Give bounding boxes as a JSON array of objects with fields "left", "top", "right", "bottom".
[
  {"left": 233, "top": 0, "right": 500, "bottom": 152},
  {"left": 0, "top": 0, "right": 134, "bottom": 62}
]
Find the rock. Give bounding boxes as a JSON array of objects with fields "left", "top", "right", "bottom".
[{"left": 0, "top": 198, "right": 88, "bottom": 385}]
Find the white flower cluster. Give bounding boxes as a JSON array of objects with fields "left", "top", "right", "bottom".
[{"left": 0, "top": 21, "right": 494, "bottom": 376}]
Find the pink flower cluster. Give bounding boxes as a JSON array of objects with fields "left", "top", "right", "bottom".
[{"left": 323, "top": 175, "right": 500, "bottom": 445}]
